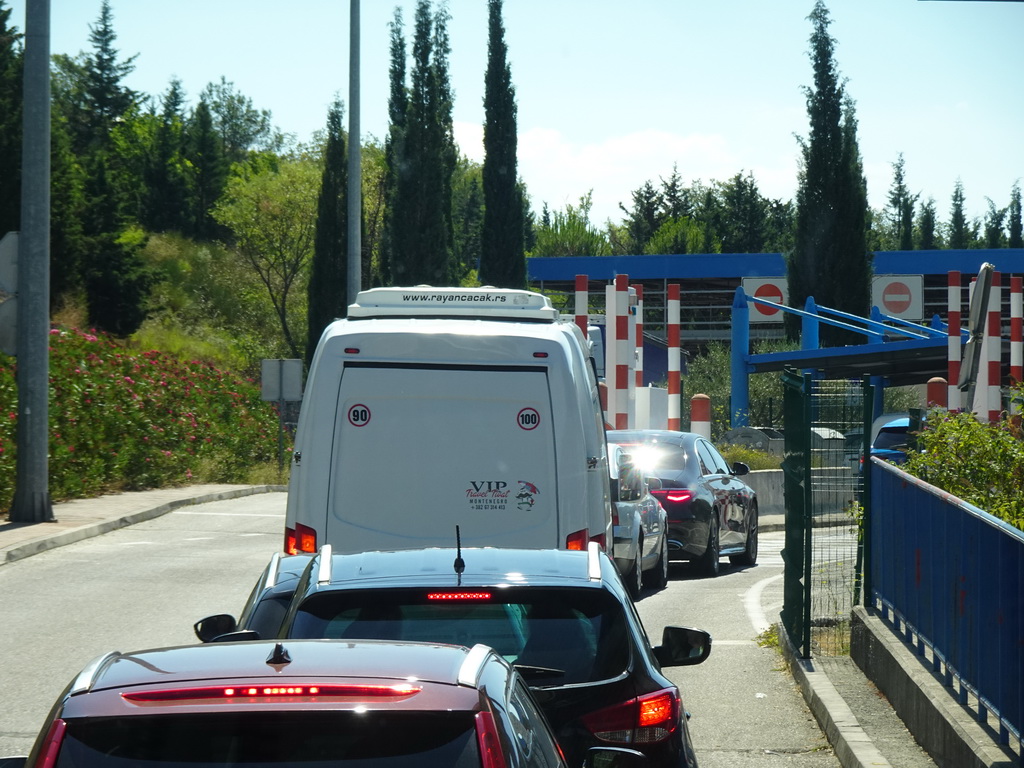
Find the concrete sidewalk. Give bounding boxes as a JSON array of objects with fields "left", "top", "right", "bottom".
[{"left": 0, "top": 488, "right": 1012, "bottom": 768}]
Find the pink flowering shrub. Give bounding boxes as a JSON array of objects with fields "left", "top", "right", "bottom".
[{"left": 0, "top": 326, "right": 283, "bottom": 506}]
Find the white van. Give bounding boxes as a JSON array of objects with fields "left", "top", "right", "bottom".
[{"left": 284, "top": 286, "right": 612, "bottom": 556}]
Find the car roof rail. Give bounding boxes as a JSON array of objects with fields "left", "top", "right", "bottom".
[
  {"left": 69, "top": 651, "right": 121, "bottom": 695},
  {"left": 587, "top": 541, "right": 602, "bottom": 581},
  {"left": 457, "top": 644, "right": 495, "bottom": 688},
  {"left": 263, "top": 552, "right": 283, "bottom": 590},
  {"left": 316, "top": 544, "right": 333, "bottom": 585}
]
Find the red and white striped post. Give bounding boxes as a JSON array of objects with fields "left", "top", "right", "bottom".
[
  {"left": 574, "top": 274, "right": 589, "bottom": 338},
  {"left": 691, "top": 394, "right": 711, "bottom": 439},
  {"left": 614, "top": 275, "right": 631, "bottom": 430},
  {"left": 927, "top": 377, "right": 947, "bottom": 409},
  {"left": 1010, "top": 276, "right": 1022, "bottom": 394},
  {"left": 947, "top": 271, "right": 961, "bottom": 411},
  {"left": 986, "top": 271, "right": 1002, "bottom": 423},
  {"left": 633, "top": 283, "right": 644, "bottom": 389},
  {"left": 667, "top": 284, "right": 681, "bottom": 431}
]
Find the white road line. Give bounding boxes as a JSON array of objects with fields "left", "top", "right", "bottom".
[{"left": 745, "top": 573, "right": 784, "bottom": 634}]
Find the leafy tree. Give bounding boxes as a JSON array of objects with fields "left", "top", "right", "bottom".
[
  {"left": 387, "top": 0, "right": 456, "bottom": 285},
  {"left": 452, "top": 157, "right": 483, "bottom": 284},
  {"left": 306, "top": 99, "right": 348, "bottom": 366},
  {"left": 947, "top": 179, "right": 969, "bottom": 249},
  {"left": 982, "top": 198, "right": 1007, "bottom": 249},
  {"left": 0, "top": 0, "right": 21, "bottom": 236},
  {"left": 1009, "top": 182, "right": 1023, "bottom": 249},
  {"left": 200, "top": 76, "right": 284, "bottom": 164},
  {"left": 360, "top": 138, "right": 389, "bottom": 287},
  {"left": 644, "top": 216, "right": 709, "bottom": 256},
  {"left": 529, "top": 193, "right": 610, "bottom": 257},
  {"left": 479, "top": 0, "right": 524, "bottom": 288},
  {"left": 786, "top": 1, "right": 870, "bottom": 347},
  {"left": 915, "top": 197, "right": 939, "bottom": 250},
  {"left": 213, "top": 159, "right": 319, "bottom": 359}
]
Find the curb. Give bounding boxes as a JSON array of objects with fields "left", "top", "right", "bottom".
[
  {"left": 2, "top": 485, "right": 286, "bottom": 566},
  {"left": 778, "top": 621, "right": 893, "bottom": 768}
]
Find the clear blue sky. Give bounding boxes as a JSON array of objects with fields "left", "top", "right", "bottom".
[{"left": 10, "top": 0, "right": 1024, "bottom": 227}]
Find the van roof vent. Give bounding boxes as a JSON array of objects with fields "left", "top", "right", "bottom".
[{"left": 348, "top": 286, "right": 560, "bottom": 322}]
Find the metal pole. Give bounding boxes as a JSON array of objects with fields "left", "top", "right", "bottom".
[
  {"left": 11, "top": 0, "right": 54, "bottom": 523},
  {"left": 346, "top": 0, "right": 362, "bottom": 304}
]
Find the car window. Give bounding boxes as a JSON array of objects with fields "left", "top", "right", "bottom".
[
  {"left": 290, "top": 587, "right": 630, "bottom": 685},
  {"left": 54, "top": 712, "right": 480, "bottom": 767},
  {"left": 695, "top": 442, "right": 722, "bottom": 476},
  {"left": 508, "top": 679, "right": 564, "bottom": 768},
  {"left": 703, "top": 441, "right": 732, "bottom": 474},
  {"left": 873, "top": 429, "right": 908, "bottom": 451},
  {"left": 613, "top": 441, "right": 687, "bottom": 472}
]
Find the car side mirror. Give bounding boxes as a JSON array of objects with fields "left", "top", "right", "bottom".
[
  {"left": 646, "top": 476, "right": 662, "bottom": 492},
  {"left": 654, "top": 626, "right": 712, "bottom": 667},
  {"left": 731, "top": 461, "right": 750, "bottom": 476},
  {"left": 582, "top": 747, "right": 649, "bottom": 768},
  {"left": 194, "top": 614, "right": 239, "bottom": 643}
]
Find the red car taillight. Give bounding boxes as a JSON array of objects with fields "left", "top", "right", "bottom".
[
  {"left": 653, "top": 489, "right": 694, "bottom": 507},
  {"left": 285, "top": 524, "right": 318, "bottom": 555},
  {"left": 475, "top": 710, "right": 509, "bottom": 768},
  {"left": 566, "top": 529, "right": 590, "bottom": 550},
  {"left": 580, "top": 687, "right": 680, "bottom": 744},
  {"left": 33, "top": 718, "right": 66, "bottom": 768}
]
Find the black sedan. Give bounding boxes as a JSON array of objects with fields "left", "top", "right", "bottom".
[
  {"left": 607, "top": 430, "right": 758, "bottom": 577},
  {"left": 196, "top": 545, "right": 712, "bottom": 768}
]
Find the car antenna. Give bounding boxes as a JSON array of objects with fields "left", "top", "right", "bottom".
[
  {"left": 454, "top": 525, "right": 465, "bottom": 585},
  {"left": 266, "top": 642, "right": 292, "bottom": 667}
]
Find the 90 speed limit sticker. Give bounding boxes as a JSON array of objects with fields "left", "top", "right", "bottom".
[
  {"left": 517, "top": 407, "right": 540, "bottom": 430},
  {"left": 347, "top": 404, "right": 371, "bottom": 427}
]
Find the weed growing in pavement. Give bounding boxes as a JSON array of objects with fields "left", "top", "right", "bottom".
[{"left": 0, "top": 326, "right": 285, "bottom": 511}]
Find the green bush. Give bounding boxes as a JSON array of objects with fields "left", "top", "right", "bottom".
[
  {"left": 718, "top": 444, "right": 782, "bottom": 471},
  {"left": 0, "top": 326, "right": 285, "bottom": 510},
  {"left": 903, "top": 394, "right": 1024, "bottom": 530}
]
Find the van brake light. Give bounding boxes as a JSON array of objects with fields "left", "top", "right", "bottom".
[
  {"left": 286, "top": 523, "right": 318, "bottom": 553},
  {"left": 590, "top": 532, "right": 606, "bottom": 549},
  {"left": 565, "top": 529, "right": 589, "bottom": 550}
]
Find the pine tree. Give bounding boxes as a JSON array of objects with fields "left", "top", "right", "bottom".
[
  {"left": 947, "top": 179, "right": 969, "bottom": 249},
  {"left": 982, "top": 198, "right": 1006, "bottom": 249},
  {"left": 81, "top": 0, "right": 137, "bottom": 150},
  {"left": 186, "top": 98, "right": 228, "bottom": 240},
  {"left": 719, "top": 171, "right": 768, "bottom": 253},
  {"left": 0, "top": 0, "right": 22, "bottom": 236},
  {"left": 915, "top": 198, "right": 939, "bottom": 250},
  {"left": 619, "top": 180, "right": 662, "bottom": 254},
  {"left": 786, "top": 0, "right": 870, "bottom": 346},
  {"left": 479, "top": 0, "right": 524, "bottom": 288},
  {"left": 886, "top": 154, "right": 917, "bottom": 250},
  {"left": 1007, "top": 183, "right": 1022, "bottom": 249},
  {"left": 306, "top": 99, "right": 348, "bottom": 366},
  {"left": 145, "top": 78, "right": 192, "bottom": 233}
]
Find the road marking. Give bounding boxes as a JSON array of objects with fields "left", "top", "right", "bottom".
[
  {"left": 745, "top": 573, "right": 784, "bottom": 634},
  {"left": 173, "top": 511, "right": 283, "bottom": 517}
]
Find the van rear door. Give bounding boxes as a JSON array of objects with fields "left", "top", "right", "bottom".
[{"left": 326, "top": 363, "right": 559, "bottom": 552}]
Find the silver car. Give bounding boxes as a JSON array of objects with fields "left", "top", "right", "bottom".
[{"left": 608, "top": 442, "right": 669, "bottom": 599}]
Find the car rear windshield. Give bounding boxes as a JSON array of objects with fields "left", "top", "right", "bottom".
[
  {"left": 290, "top": 586, "right": 630, "bottom": 685},
  {"left": 613, "top": 442, "right": 689, "bottom": 473},
  {"left": 873, "top": 429, "right": 908, "bottom": 451},
  {"left": 57, "top": 712, "right": 478, "bottom": 767}
]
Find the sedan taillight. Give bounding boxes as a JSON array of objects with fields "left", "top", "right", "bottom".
[
  {"left": 580, "top": 687, "right": 680, "bottom": 744},
  {"left": 652, "top": 489, "right": 694, "bottom": 508},
  {"left": 33, "top": 718, "right": 67, "bottom": 768}
]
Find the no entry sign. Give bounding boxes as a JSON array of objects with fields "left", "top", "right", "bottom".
[
  {"left": 872, "top": 275, "right": 923, "bottom": 320},
  {"left": 742, "top": 278, "right": 788, "bottom": 323}
]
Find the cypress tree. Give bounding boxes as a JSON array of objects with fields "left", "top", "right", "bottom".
[
  {"left": 480, "top": 0, "right": 524, "bottom": 288},
  {"left": 1008, "top": 182, "right": 1023, "bottom": 249},
  {"left": 0, "top": 0, "right": 22, "bottom": 236},
  {"left": 186, "top": 98, "right": 228, "bottom": 240},
  {"left": 786, "top": 0, "right": 870, "bottom": 346},
  {"left": 306, "top": 99, "right": 348, "bottom": 366},
  {"left": 380, "top": 7, "right": 407, "bottom": 287},
  {"left": 947, "top": 179, "right": 969, "bottom": 249}
]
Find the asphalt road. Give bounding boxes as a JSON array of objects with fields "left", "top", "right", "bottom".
[{"left": 0, "top": 492, "right": 839, "bottom": 766}]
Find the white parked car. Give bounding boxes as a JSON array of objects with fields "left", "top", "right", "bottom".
[{"left": 608, "top": 442, "right": 669, "bottom": 599}]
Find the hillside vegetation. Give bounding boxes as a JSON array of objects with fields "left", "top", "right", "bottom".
[{"left": 0, "top": 326, "right": 283, "bottom": 511}]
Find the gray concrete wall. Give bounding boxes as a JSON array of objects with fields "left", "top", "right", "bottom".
[{"left": 745, "top": 469, "right": 784, "bottom": 516}]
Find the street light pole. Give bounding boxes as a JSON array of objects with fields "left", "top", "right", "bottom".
[
  {"left": 346, "top": 0, "right": 362, "bottom": 306},
  {"left": 11, "top": 0, "right": 54, "bottom": 522}
]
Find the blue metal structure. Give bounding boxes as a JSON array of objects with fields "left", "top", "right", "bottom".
[
  {"left": 870, "top": 459, "right": 1024, "bottom": 755},
  {"left": 730, "top": 286, "right": 956, "bottom": 427}
]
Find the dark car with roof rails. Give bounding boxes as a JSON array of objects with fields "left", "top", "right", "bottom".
[
  {"left": 606, "top": 430, "right": 758, "bottom": 577},
  {"left": 4, "top": 638, "right": 650, "bottom": 768},
  {"left": 196, "top": 544, "right": 712, "bottom": 768}
]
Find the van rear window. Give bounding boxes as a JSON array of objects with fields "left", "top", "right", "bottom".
[
  {"left": 290, "top": 587, "right": 630, "bottom": 685},
  {"left": 56, "top": 712, "right": 478, "bottom": 767}
]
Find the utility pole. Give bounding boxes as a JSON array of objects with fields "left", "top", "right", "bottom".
[
  {"left": 11, "top": 0, "right": 54, "bottom": 522},
  {"left": 346, "top": 0, "right": 362, "bottom": 305}
]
